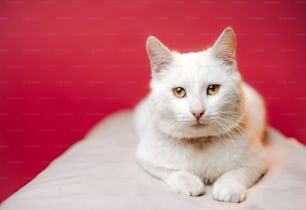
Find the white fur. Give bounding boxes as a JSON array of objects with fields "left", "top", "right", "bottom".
[{"left": 135, "top": 28, "right": 266, "bottom": 203}]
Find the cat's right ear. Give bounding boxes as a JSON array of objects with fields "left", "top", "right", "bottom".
[
  {"left": 211, "top": 27, "right": 236, "bottom": 65},
  {"left": 146, "top": 36, "right": 172, "bottom": 74}
]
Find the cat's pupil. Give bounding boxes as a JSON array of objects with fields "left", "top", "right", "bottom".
[{"left": 209, "top": 85, "right": 215, "bottom": 90}]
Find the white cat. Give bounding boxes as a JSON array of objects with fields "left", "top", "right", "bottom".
[{"left": 134, "top": 27, "right": 267, "bottom": 203}]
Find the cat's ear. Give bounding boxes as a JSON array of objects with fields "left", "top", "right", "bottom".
[
  {"left": 146, "top": 36, "right": 172, "bottom": 73},
  {"left": 211, "top": 27, "right": 236, "bottom": 65}
]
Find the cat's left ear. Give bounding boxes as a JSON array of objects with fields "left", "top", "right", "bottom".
[{"left": 211, "top": 27, "right": 236, "bottom": 65}]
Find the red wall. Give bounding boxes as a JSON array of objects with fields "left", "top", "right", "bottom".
[{"left": 0, "top": 1, "right": 305, "bottom": 203}]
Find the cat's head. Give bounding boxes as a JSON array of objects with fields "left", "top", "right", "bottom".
[{"left": 146, "top": 27, "right": 244, "bottom": 138}]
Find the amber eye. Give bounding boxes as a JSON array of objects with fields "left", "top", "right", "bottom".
[
  {"left": 207, "top": 84, "right": 220, "bottom": 95},
  {"left": 172, "top": 87, "right": 186, "bottom": 98}
]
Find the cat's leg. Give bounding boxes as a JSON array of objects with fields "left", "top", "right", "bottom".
[
  {"left": 212, "top": 167, "right": 263, "bottom": 203},
  {"left": 165, "top": 170, "right": 205, "bottom": 196},
  {"left": 138, "top": 160, "right": 205, "bottom": 196}
]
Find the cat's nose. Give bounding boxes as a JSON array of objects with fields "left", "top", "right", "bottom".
[{"left": 192, "top": 110, "right": 205, "bottom": 121}]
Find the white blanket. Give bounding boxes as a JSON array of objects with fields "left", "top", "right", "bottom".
[{"left": 1, "top": 111, "right": 306, "bottom": 210}]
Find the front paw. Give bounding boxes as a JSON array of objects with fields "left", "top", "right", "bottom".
[
  {"left": 165, "top": 171, "right": 205, "bottom": 196},
  {"left": 213, "top": 181, "right": 247, "bottom": 203}
]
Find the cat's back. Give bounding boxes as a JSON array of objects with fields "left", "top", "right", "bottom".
[
  {"left": 242, "top": 82, "right": 266, "bottom": 138},
  {"left": 134, "top": 96, "right": 152, "bottom": 133}
]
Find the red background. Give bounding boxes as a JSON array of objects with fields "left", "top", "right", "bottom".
[{"left": 0, "top": 0, "right": 305, "bottom": 203}]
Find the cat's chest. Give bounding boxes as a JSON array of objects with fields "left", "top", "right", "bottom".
[{"left": 163, "top": 139, "right": 241, "bottom": 179}]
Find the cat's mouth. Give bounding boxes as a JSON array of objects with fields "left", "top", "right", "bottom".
[{"left": 190, "top": 122, "right": 207, "bottom": 129}]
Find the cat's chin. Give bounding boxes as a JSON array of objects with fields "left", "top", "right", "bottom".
[
  {"left": 157, "top": 120, "right": 219, "bottom": 139},
  {"left": 185, "top": 123, "right": 216, "bottom": 138}
]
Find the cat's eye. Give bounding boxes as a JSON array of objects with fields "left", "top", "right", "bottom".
[
  {"left": 172, "top": 87, "right": 186, "bottom": 98},
  {"left": 207, "top": 84, "right": 220, "bottom": 95}
]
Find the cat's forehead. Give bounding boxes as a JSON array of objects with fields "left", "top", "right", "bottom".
[
  {"left": 170, "top": 50, "right": 225, "bottom": 79},
  {"left": 174, "top": 51, "right": 206, "bottom": 64}
]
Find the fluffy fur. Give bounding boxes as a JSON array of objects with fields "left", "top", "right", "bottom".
[{"left": 134, "top": 27, "right": 267, "bottom": 203}]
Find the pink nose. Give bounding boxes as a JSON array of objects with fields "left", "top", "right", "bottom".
[{"left": 192, "top": 110, "right": 205, "bottom": 121}]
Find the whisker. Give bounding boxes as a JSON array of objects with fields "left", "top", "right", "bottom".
[{"left": 214, "top": 117, "right": 244, "bottom": 139}]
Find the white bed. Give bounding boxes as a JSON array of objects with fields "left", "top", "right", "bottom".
[{"left": 1, "top": 111, "right": 306, "bottom": 210}]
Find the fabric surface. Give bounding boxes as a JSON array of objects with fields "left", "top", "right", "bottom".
[{"left": 1, "top": 111, "right": 306, "bottom": 210}]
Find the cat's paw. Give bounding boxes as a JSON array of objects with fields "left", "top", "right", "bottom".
[
  {"left": 165, "top": 171, "right": 205, "bottom": 196},
  {"left": 212, "top": 181, "right": 247, "bottom": 203}
]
